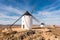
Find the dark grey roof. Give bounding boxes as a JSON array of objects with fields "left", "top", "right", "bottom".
[
  {"left": 41, "top": 23, "right": 45, "bottom": 25},
  {"left": 24, "top": 11, "right": 32, "bottom": 16}
]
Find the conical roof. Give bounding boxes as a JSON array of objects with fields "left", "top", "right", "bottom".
[
  {"left": 41, "top": 23, "right": 45, "bottom": 25},
  {"left": 24, "top": 11, "right": 32, "bottom": 16}
]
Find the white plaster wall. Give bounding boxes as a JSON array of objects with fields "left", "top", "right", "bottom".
[
  {"left": 40, "top": 25, "right": 44, "bottom": 27},
  {"left": 21, "top": 15, "right": 32, "bottom": 30}
]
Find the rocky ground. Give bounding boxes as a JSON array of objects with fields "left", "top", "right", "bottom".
[{"left": 0, "top": 27, "right": 60, "bottom": 40}]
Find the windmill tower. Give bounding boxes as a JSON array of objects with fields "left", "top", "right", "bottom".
[
  {"left": 4, "top": 0, "right": 45, "bottom": 31},
  {"left": 21, "top": 11, "right": 32, "bottom": 30},
  {"left": 8, "top": 2, "right": 40, "bottom": 30},
  {"left": 9, "top": 11, "right": 40, "bottom": 30},
  {"left": 40, "top": 23, "right": 45, "bottom": 27}
]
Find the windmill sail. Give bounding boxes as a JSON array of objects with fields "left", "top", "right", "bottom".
[
  {"left": 9, "top": 14, "right": 24, "bottom": 27},
  {"left": 30, "top": 3, "right": 40, "bottom": 23},
  {"left": 31, "top": 5, "right": 36, "bottom": 14},
  {"left": 32, "top": 15, "right": 40, "bottom": 22}
]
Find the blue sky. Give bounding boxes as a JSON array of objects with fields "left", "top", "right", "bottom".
[{"left": 0, "top": 0, "right": 60, "bottom": 25}]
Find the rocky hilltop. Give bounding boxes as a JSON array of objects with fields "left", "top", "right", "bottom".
[{"left": 0, "top": 27, "right": 60, "bottom": 40}]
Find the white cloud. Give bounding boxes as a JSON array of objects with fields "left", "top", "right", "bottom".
[
  {"left": 37, "top": 10, "right": 60, "bottom": 25},
  {"left": 0, "top": 19, "right": 21, "bottom": 25},
  {"left": 0, "top": 0, "right": 60, "bottom": 25},
  {"left": 0, "top": 2, "right": 33, "bottom": 25},
  {"left": 0, "top": 13, "right": 21, "bottom": 25},
  {"left": 0, "top": 5, "right": 24, "bottom": 19},
  {"left": 0, "top": 5, "right": 25, "bottom": 15},
  {"left": 0, "top": 13, "right": 19, "bottom": 19},
  {"left": 0, "top": 4, "right": 26, "bottom": 24}
]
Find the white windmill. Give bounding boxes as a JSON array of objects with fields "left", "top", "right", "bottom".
[
  {"left": 21, "top": 11, "right": 32, "bottom": 30},
  {"left": 9, "top": 11, "right": 40, "bottom": 30},
  {"left": 7, "top": 0, "right": 45, "bottom": 30},
  {"left": 40, "top": 23, "right": 45, "bottom": 27}
]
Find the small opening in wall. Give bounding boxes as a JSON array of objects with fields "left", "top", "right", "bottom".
[{"left": 23, "top": 25, "right": 24, "bottom": 28}]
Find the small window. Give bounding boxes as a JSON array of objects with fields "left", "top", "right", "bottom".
[{"left": 23, "top": 25, "right": 24, "bottom": 28}]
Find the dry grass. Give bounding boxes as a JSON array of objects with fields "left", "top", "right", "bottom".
[{"left": 0, "top": 25, "right": 60, "bottom": 40}]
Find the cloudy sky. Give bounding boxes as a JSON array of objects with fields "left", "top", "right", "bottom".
[{"left": 0, "top": 0, "right": 60, "bottom": 25}]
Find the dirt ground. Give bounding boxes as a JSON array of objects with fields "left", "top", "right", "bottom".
[{"left": 0, "top": 25, "right": 60, "bottom": 40}]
